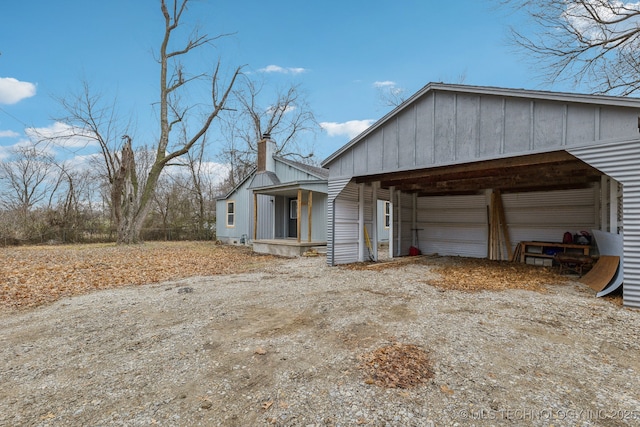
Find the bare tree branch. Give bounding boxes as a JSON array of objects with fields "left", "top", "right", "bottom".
[{"left": 501, "top": 0, "right": 640, "bottom": 95}]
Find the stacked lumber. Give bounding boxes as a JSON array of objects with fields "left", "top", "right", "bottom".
[{"left": 488, "top": 190, "right": 513, "bottom": 261}]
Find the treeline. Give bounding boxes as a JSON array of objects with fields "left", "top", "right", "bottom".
[{"left": 0, "top": 145, "right": 223, "bottom": 246}]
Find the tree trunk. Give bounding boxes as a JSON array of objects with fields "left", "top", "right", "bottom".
[{"left": 114, "top": 137, "right": 141, "bottom": 244}]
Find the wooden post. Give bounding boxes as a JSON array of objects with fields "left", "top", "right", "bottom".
[
  {"left": 297, "top": 189, "right": 302, "bottom": 243},
  {"left": 253, "top": 192, "right": 258, "bottom": 241},
  {"left": 307, "top": 191, "right": 313, "bottom": 242},
  {"left": 496, "top": 190, "right": 512, "bottom": 260}
]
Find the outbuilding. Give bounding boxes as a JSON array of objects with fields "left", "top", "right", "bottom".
[{"left": 321, "top": 83, "right": 640, "bottom": 309}]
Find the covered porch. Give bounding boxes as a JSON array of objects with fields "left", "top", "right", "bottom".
[{"left": 251, "top": 181, "right": 327, "bottom": 257}]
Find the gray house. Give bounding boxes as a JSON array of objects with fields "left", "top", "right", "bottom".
[
  {"left": 322, "top": 83, "right": 640, "bottom": 309},
  {"left": 216, "top": 135, "right": 328, "bottom": 256}
]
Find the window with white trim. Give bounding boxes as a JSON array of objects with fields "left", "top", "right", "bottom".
[
  {"left": 384, "top": 201, "right": 391, "bottom": 228},
  {"left": 226, "top": 201, "right": 235, "bottom": 227}
]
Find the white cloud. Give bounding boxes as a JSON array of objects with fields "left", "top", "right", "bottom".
[
  {"left": 0, "top": 130, "right": 20, "bottom": 138},
  {"left": 320, "top": 120, "right": 375, "bottom": 139},
  {"left": 258, "top": 65, "right": 307, "bottom": 75},
  {"left": 373, "top": 80, "right": 397, "bottom": 88},
  {"left": 0, "top": 77, "right": 37, "bottom": 104},
  {"left": 25, "top": 122, "right": 98, "bottom": 148}
]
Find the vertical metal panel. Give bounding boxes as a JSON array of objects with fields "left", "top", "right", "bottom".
[
  {"left": 398, "top": 106, "right": 417, "bottom": 169},
  {"left": 396, "top": 192, "right": 414, "bottom": 255},
  {"left": 569, "top": 139, "right": 640, "bottom": 308},
  {"left": 327, "top": 178, "right": 354, "bottom": 265},
  {"left": 255, "top": 194, "right": 275, "bottom": 240},
  {"left": 311, "top": 193, "right": 327, "bottom": 241},
  {"left": 502, "top": 187, "right": 597, "bottom": 246},
  {"left": 332, "top": 181, "right": 359, "bottom": 264},
  {"left": 416, "top": 194, "right": 487, "bottom": 258}
]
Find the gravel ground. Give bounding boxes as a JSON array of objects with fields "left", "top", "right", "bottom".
[{"left": 1, "top": 255, "right": 639, "bottom": 427}]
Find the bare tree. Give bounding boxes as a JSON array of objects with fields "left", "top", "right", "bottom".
[
  {"left": 218, "top": 77, "right": 320, "bottom": 191},
  {"left": 501, "top": 0, "right": 640, "bottom": 95},
  {"left": 48, "top": 0, "right": 241, "bottom": 244},
  {"left": 0, "top": 144, "right": 58, "bottom": 241},
  {"left": 0, "top": 145, "right": 56, "bottom": 215},
  {"left": 376, "top": 83, "right": 407, "bottom": 108}
]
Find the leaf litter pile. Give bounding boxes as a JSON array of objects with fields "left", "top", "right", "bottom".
[
  {"left": 428, "top": 257, "right": 571, "bottom": 292},
  {"left": 0, "top": 242, "right": 281, "bottom": 310},
  {"left": 360, "top": 342, "right": 433, "bottom": 389},
  {"left": 352, "top": 255, "right": 571, "bottom": 293}
]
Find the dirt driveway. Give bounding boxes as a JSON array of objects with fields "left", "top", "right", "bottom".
[{"left": 1, "top": 248, "right": 639, "bottom": 426}]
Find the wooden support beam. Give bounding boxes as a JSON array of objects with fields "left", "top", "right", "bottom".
[
  {"left": 307, "top": 191, "right": 313, "bottom": 243},
  {"left": 297, "top": 189, "right": 302, "bottom": 243},
  {"left": 253, "top": 192, "right": 258, "bottom": 241}
]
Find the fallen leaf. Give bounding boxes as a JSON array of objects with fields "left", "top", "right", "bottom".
[{"left": 440, "top": 384, "right": 454, "bottom": 395}]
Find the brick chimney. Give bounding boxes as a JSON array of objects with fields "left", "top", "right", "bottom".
[{"left": 257, "top": 133, "right": 276, "bottom": 172}]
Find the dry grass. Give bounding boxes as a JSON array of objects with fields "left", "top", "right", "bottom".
[{"left": 0, "top": 242, "right": 282, "bottom": 310}]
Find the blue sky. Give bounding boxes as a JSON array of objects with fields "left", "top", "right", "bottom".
[{"left": 1, "top": 0, "right": 546, "bottom": 168}]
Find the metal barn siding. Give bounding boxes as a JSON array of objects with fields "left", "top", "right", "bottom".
[
  {"left": 569, "top": 140, "right": 640, "bottom": 309},
  {"left": 327, "top": 178, "right": 355, "bottom": 265},
  {"left": 501, "top": 187, "right": 598, "bottom": 247},
  {"left": 331, "top": 181, "right": 360, "bottom": 265},
  {"left": 394, "top": 192, "right": 415, "bottom": 256},
  {"left": 416, "top": 194, "right": 487, "bottom": 258},
  {"left": 323, "top": 84, "right": 640, "bottom": 180}
]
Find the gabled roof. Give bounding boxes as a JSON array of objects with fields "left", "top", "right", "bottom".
[
  {"left": 216, "top": 156, "right": 328, "bottom": 201},
  {"left": 321, "top": 82, "right": 640, "bottom": 167},
  {"left": 274, "top": 156, "right": 329, "bottom": 180}
]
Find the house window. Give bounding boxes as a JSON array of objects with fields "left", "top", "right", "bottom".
[
  {"left": 226, "top": 201, "right": 235, "bottom": 227},
  {"left": 290, "top": 199, "right": 298, "bottom": 219},
  {"left": 384, "top": 201, "right": 391, "bottom": 228}
]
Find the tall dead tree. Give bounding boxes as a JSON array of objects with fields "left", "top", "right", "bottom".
[{"left": 50, "top": 0, "right": 241, "bottom": 244}]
